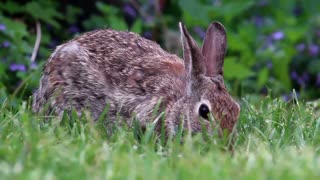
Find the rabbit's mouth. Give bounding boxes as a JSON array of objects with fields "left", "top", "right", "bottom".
[
  {"left": 172, "top": 114, "right": 222, "bottom": 137},
  {"left": 172, "top": 119, "right": 223, "bottom": 140}
]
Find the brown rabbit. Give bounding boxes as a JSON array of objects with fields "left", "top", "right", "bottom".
[{"left": 33, "top": 21, "right": 240, "bottom": 137}]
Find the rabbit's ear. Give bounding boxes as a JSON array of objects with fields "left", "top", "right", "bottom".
[
  {"left": 179, "top": 22, "right": 205, "bottom": 76},
  {"left": 201, "top": 22, "right": 227, "bottom": 77}
]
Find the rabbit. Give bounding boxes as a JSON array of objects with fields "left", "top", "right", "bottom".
[{"left": 32, "top": 21, "right": 240, "bottom": 138}]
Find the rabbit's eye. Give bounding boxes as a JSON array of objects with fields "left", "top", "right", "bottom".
[{"left": 198, "top": 104, "right": 210, "bottom": 120}]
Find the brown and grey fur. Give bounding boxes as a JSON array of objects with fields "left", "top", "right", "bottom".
[{"left": 33, "top": 22, "right": 240, "bottom": 137}]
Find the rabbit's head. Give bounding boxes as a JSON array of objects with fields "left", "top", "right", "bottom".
[{"left": 177, "top": 22, "right": 240, "bottom": 136}]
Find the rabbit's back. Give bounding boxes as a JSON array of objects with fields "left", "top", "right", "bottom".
[
  {"left": 33, "top": 29, "right": 187, "bottom": 125},
  {"left": 75, "top": 29, "right": 168, "bottom": 60}
]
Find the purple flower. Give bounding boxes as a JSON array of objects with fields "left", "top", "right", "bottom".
[
  {"left": 297, "top": 77, "right": 305, "bottom": 87},
  {"left": 282, "top": 94, "right": 291, "bottom": 102},
  {"left": 296, "top": 43, "right": 305, "bottom": 52},
  {"left": 282, "top": 92, "right": 300, "bottom": 102},
  {"left": 30, "top": 62, "right": 37, "bottom": 69},
  {"left": 253, "top": 16, "right": 265, "bottom": 27},
  {"left": 265, "top": 37, "right": 274, "bottom": 49},
  {"left": 258, "top": 0, "right": 268, "bottom": 7},
  {"left": 48, "top": 39, "right": 59, "bottom": 49},
  {"left": 301, "top": 72, "right": 310, "bottom": 82},
  {"left": 10, "top": 64, "right": 26, "bottom": 72},
  {"left": 144, "top": 16, "right": 154, "bottom": 24},
  {"left": 308, "top": 44, "right": 319, "bottom": 56},
  {"left": 290, "top": 71, "right": 298, "bottom": 80},
  {"left": 271, "top": 31, "right": 284, "bottom": 41},
  {"left": 46, "top": 24, "right": 53, "bottom": 31},
  {"left": 68, "top": 25, "right": 80, "bottom": 34},
  {"left": 2, "top": 41, "right": 10, "bottom": 48},
  {"left": 0, "top": 24, "right": 6, "bottom": 31},
  {"left": 293, "top": 6, "right": 303, "bottom": 17},
  {"left": 143, "top": 31, "right": 152, "bottom": 40},
  {"left": 123, "top": 4, "right": 137, "bottom": 18},
  {"left": 267, "top": 61, "right": 273, "bottom": 69},
  {"left": 193, "top": 26, "right": 205, "bottom": 39}
]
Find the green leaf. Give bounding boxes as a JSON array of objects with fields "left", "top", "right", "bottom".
[
  {"left": 83, "top": 15, "right": 107, "bottom": 30},
  {"left": 0, "top": 1, "right": 25, "bottom": 14},
  {"left": 131, "top": 20, "right": 142, "bottom": 34},
  {"left": 96, "top": 1, "right": 118, "bottom": 15},
  {"left": 0, "top": 16, "right": 28, "bottom": 40},
  {"left": 109, "top": 16, "right": 128, "bottom": 31},
  {"left": 209, "top": 0, "right": 255, "bottom": 23},
  {"left": 25, "top": 2, "right": 62, "bottom": 28},
  {"left": 257, "top": 68, "right": 269, "bottom": 88},
  {"left": 228, "top": 32, "right": 249, "bottom": 52},
  {"left": 285, "top": 26, "right": 307, "bottom": 43},
  {"left": 224, "top": 57, "right": 254, "bottom": 80},
  {"left": 272, "top": 56, "right": 291, "bottom": 90},
  {"left": 178, "top": 0, "right": 210, "bottom": 26},
  {"left": 65, "top": 5, "right": 83, "bottom": 24}
]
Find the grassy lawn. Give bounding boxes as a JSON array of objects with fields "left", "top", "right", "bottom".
[{"left": 0, "top": 96, "right": 319, "bottom": 180}]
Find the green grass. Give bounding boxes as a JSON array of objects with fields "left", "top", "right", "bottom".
[{"left": 0, "top": 96, "right": 320, "bottom": 180}]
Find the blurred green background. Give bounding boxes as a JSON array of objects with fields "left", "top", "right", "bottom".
[{"left": 0, "top": 0, "right": 320, "bottom": 105}]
